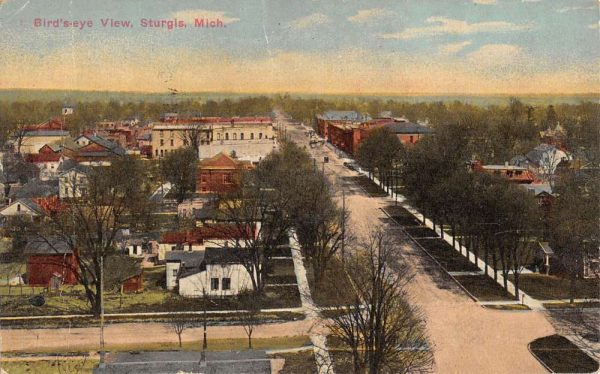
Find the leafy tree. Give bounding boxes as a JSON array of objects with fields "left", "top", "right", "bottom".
[
  {"left": 160, "top": 147, "right": 197, "bottom": 203},
  {"left": 356, "top": 127, "right": 404, "bottom": 179}
]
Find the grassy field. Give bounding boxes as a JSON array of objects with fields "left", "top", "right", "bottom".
[
  {"left": 304, "top": 258, "right": 355, "bottom": 307},
  {"left": 1, "top": 263, "right": 301, "bottom": 317},
  {"left": 0, "top": 358, "right": 99, "bottom": 374},
  {"left": 271, "top": 350, "right": 317, "bottom": 374},
  {"left": 510, "top": 274, "right": 599, "bottom": 300},
  {"left": 529, "top": 334, "right": 599, "bottom": 374},
  {"left": 416, "top": 238, "right": 480, "bottom": 272},
  {"left": 453, "top": 275, "right": 516, "bottom": 301}
]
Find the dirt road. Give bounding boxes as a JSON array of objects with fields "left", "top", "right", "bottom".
[{"left": 289, "top": 124, "right": 556, "bottom": 373}]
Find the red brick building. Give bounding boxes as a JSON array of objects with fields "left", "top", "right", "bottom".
[
  {"left": 316, "top": 112, "right": 434, "bottom": 156},
  {"left": 196, "top": 152, "right": 253, "bottom": 194}
]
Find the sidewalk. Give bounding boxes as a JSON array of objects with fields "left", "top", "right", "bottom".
[{"left": 290, "top": 232, "right": 335, "bottom": 374}]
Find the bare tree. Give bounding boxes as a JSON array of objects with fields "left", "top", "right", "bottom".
[
  {"left": 171, "top": 319, "right": 189, "bottom": 348},
  {"left": 179, "top": 123, "right": 207, "bottom": 160},
  {"left": 237, "top": 288, "right": 262, "bottom": 349},
  {"left": 34, "top": 157, "right": 154, "bottom": 316},
  {"left": 160, "top": 147, "right": 197, "bottom": 204},
  {"left": 328, "top": 229, "right": 433, "bottom": 374}
]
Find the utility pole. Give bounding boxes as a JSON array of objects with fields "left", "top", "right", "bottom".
[
  {"left": 202, "top": 288, "right": 208, "bottom": 350},
  {"left": 99, "top": 254, "right": 105, "bottom": 366}
]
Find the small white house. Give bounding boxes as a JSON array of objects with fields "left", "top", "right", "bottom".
[
  {"left": 178, "top": 248, "right": 255, "bottom": 297},
  {"left": 58, "top": 166, "right": 90, "bottom": 199},
  {"left": 0, "top": 198, "right": 43, "bottom": 221},
  {"left": 165, "top": 251, "right": 205, "bottom": 291}
]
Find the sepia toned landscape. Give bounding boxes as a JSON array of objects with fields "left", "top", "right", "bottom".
[{"left": 0, "top": 0, "right": 598, "bottom": 373}]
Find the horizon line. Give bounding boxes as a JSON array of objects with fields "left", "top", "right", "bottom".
[{"left": 1, "top": 87, "right": 598, "bottom": 98}]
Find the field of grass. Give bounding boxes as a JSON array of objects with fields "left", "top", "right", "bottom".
[
  {"left": 529, "top": 334, "right": 599, "bottom": 374},
  {"left": 543, "top": 301, "right": 600, "bottom": 309},
  {"left": 416, "top": 238, "right": 480, "bottom": 272},
  {"left": 404, "top": 226, "right": 438, "bottom": 238},
  {"left": 271, "top": 350, "right": 317, "bottom": 374},
  {"left": 510, "top": 274, "right": 599, "bottom": 300},
  {"left": 305, "top": 258, "right": 355, "bottom": 307},
  {"left": 1, "top": 261, "right": 302, "bottom": 317},
  {"left": 0, "top": 358, "right": 98, "bottom": 374},
  {"left": 453, "top": 275, "right": 516, "bottom": 301},
  {"left": 266, "top": 258, "right": 297, "bottom": 285}
]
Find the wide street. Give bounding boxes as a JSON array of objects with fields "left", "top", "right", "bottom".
[{"left": 285, "top": 120, "right": 557, "bottom": 374}]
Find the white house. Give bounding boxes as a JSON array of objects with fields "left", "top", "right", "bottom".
[
  {"left": 165, "top": 251, "right": 205, "bottom": 291},
  {"left": 178, "top": 248, "right": 254, "bottom": 297},
  {"left": 0, "top": 198, "right": 43, "bottom": 221},
  {"left": 58, "top": 166, "right": 91, "bottom": 199},
  {"left": 525, "top": 144, "right": 570, "bottom": 178}
]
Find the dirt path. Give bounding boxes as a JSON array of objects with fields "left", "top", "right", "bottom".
[{"left": 290, "top": 126, "right": 556, "bottom": 374}]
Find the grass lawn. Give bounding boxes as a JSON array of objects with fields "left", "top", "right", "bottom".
[
  {"left": 266, "top": 258, "right": 297, "bottom": 285},
  {"left": 529, "top": 334, "right": 599, "bottom": 374},
  {"left": 543, "top": 301, "right": 600, "bottom": 309},
  {"left": 415, "top": 238, "right": 480, "bottom": 272},
  {"left": 304, "top": 258, "right": 355, "bottom": 307},
  {"left": 344, "top": 176, "right": 388, "bottom": 197},
  {"left": 383, "top": 205, "right": 422, "bottom": 226},
  {"left": 453, "top": 275, "right": 516, "bottom": 301},
  {"left": 483, "top": 304, "right": 531, "bottom": 311},
  {"left": 404, "top": 226, "right": 438, "bottom": 238},
  {"left": 1, "top": 264, "right": 301, "bottom": 317},
  {"left": 0, "top": 358, "right": 98, "bottom": 374},
  {"left": 270, "top": 350, "right": 317, "bottom": 374},
  {"left": 510, "top": 274, "right": 600, "bottom": 300}
]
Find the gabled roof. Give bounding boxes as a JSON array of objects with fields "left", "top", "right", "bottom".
[
  {"left": 24, "top": 237, "right": 72, "bottom": 254},
  {"left": 166, "top": 251, "right": 205, "bottom": 268},
  {"left": 0, "top": 198, "right": 43, "bottom": 216},
  {"left": 9, "top": 179, "right": 58, "bottom": 199},
  {"left": 204, "top": 247, "right": 249, "bottom": 265},
  {"left": 199, "top": 152, "right": 252, "bottom": 170},
  {"left": 76, "top": 134, "right": 126, "bottom": 156}
]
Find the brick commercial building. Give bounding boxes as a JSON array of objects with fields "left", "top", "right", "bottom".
[
  {"left": 196, "top": 152, "right": 253, "bottom": 194},
  {"left": 316, "top": 112, "right": 433, "bottom": 155},
  {"left": 150, "top": 116, "right": 276, "bottom": 161}
]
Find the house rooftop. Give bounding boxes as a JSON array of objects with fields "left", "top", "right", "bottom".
[
  {"left": 317, "top": 110, "right": 371, "bottom": 122},
  {"left": 94, "top": 350, "right": 272, "bottom": 374},
  {"left": 380, "top": 120, "right": 434, "bottom": 135},
  {"left": 204, "top": 247, "right": 249, "bottom": 265},
  {"left": 24, "top": 237, "right": 72, "bottom": 255},
  {"left": 166, "top": 251, "right": 205, "bottom": 268}
]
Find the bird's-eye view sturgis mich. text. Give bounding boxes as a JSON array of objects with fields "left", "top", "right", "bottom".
[{"left": 0, "top": 0, "right": 598, "bottom": 373}]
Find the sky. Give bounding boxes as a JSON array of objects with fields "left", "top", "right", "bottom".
[{"left": 0, "top": 0, "right": 598, "bottom": 94}]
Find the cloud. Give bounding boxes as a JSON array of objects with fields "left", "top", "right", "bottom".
[
  {"left": 556, "top": 5, "right": 596, "bottom": 13},
  {"left": 439, "top": 41, "right": 472, "bottom": 54},
  {"left": 290, "top": 13, "right": 330, "bottom": 29},
  {"left": 467, "top": 44, "right": 524, "bottom": 66},
  {"left": 473, "top": 0, "right": 496, "bottom": 4},
  {"left": 169, "top": 9, "right": 240, "bottom": 25},
  {"left": 347, "top": 8, "right": 394, "bottom": 23},
  {"left": 380, "top": 17, "right": 532, "bottom": 39}
]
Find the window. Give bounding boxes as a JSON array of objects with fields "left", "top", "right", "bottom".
[
  {"left": 217, "top": 133, "right": 221, "bottom": 140},
  {"left": 171, "top": 246, "right": 177, "bottom": 251},
  {"left": 223, "top": 173, "right": 233, "bottom": 184},
  {"left": 170, "top": 139, "right": 174, "bottom": 147},
  {"left": 225, "top": 133, "right": 229, "bottom": 140},
  {"left": 259, "top": 133, "right": 263, "bottom": 139},
  {"left": 409, "top": 135, "right": 414, "bottom": 143},
  {"left": 201, "top": 174, "right": 208, "bottom": 183},
  {"left": 160, "top": 150, "right": 164, "bottom": 157},
  {"left": 250, "top": 133, "right": 254, "bottom": 140},
  {"left": 160, "top": 130, "right": 164, "bottom": 138},
  {"left": 155, "top": 149, "right": 158, "bottom": 156},
  {"left": 172, "top": 269, "right": 178, "bottom": 277},
  {"left": 233, "top": 133, "right": 237, "bottom": 140},
  {"left": 16, "top": 204, "right": 21, "bottom": 212},
  {"left": 222, "top": 278, "right": 231, "bottom": 290},
  {"left": 515, "top": 170, "right": 522, "bottom": 176},
  {"left": 240, "top": 133, "right": 244, "bottom": 140},
  {"left": 160, "top": 139, "right": 164, "bottom": 146},
  {"left": 211, "top": 278, "right": 219, "bottom": 290}
]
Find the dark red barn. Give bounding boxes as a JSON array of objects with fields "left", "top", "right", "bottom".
[{"left": 25, "top": 238, "right": 78, "bottom": 286}]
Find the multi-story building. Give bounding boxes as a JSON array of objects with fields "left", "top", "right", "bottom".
[
  {"left": 196, "top": 152, "right": 253, "bottom": 194},
  {"left": 15, "top": 118, "right": 70, "bottom": 155},
  {"left": 150, "top": 117, "right": 276, "bottom": 161}
]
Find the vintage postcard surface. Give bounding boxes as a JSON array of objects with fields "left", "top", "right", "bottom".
[{"left": 0, "top": 1, "right": 598, "bottom": 373}]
